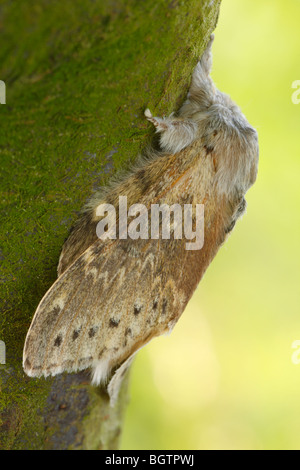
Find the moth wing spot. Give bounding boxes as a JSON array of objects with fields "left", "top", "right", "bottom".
[
  {"left": 54, "top": 335, "right": 62, "bottom": 347},
  {"left": 204, "top": 145, "right": 214, "bottom": 154},
  {"left": 72, "top": 328, "right": 81, "bottom": 341},
  {"left": 109, "top": 318, "right": 120, "bottom": 328},
  {"left": 161, "top": 298, "right": 168, "bottom": 315},
  {"left": 88, "top": 326, "right": 99, "bottom": 338},
  {"left": 133, "top": 305, "right": 142, "bottom": 315}
]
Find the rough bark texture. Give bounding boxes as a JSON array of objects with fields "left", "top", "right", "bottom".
[{"left": 0, "top": 0, "right": 221, "bottom": 450}]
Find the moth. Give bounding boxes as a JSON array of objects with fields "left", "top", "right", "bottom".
[{"left": 23, "top": 35, "right": 259, "bottom": 403}]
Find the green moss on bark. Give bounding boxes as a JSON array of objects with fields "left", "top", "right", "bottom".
[{"left": 0, "top": 0, "right": 221, "bottom": 450}]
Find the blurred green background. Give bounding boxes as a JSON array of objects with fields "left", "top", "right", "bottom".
[{"left": 121, "top": 0, "right": 300, "bottom": 450}]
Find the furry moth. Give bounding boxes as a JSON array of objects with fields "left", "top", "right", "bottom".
[{"left": 23, "top": 35, "right": 259, "bottom": 402}]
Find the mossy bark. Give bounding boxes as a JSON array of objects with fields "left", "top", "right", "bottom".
[{"left": 0, "top": 0, "right": 221, "bottom": 450}]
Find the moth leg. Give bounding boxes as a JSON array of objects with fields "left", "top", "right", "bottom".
[
  {"left": 144, "top": 108, "right": 169, "bottom": 132},
  {"left": 144, "top": 108, "right": 197, "bottom": 154}
]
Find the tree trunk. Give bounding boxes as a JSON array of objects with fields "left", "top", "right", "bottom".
[{"left": 0, "top": 0, "right": 221, "bottom": 450}]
